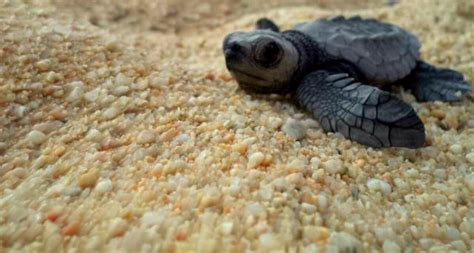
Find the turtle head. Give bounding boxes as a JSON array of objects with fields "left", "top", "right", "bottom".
[{"left": 223, "top": 30, "right": 300, "bottom": 94}]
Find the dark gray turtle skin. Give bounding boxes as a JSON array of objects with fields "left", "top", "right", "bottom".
[
  {"left": 294, "top": 16, "right": 420, "bottom": 83},
  {"left": 223, "top": 16, "right": 472, "bottom": 149}
]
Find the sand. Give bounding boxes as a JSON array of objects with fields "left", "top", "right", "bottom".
[{"left": 0, "top": 0, "right": 473, "bottom": 252}]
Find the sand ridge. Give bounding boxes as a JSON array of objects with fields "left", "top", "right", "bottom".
[{"left": 0, "top": 0, "right": 473, "bottom": 252}]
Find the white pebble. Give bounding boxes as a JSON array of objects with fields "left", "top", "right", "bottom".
[
  {"left": 64, "top": 186, "right": 82, "bottom": 197},
  {"left": 67, "top": 80, "right": 84, "bottom": 90},
  {"left": 0, "top": 142, "right": 7, "bottom": 152},
  {"left": 108, "top": 218, "right": 128, "bottom": 238},
  {"left": 122, "top": 228, "right": 146, "bottom": 252},
  {"left": 220, "top": 222, "right": 234, "bottom": 235},
  {"left": 446, "top": 226, "right": 461, "bottom": 240},
  {"left": 383, "top": 240, "right": 401, "bottom": 253},
  {"left": 10, "top": 167, "right": 28, "bottom": 178},
  {"left": 286, "top": 158, "right": 305, "bottom": 172},
  {"left": 419, "top": 238, "right": 434, "bottom": 250},
  {"left": 149, "top": 74, "right": 169, "bottom": 88},
  {"left": 103, "top": 107, "right": 120, "bottom": 120},
  {"left": 84, "top": 236, "right": 102, "bottom": 251},
  {"left": 248, "top": 152, "right": 265, "bottom": 168},
  {"left": 141, "top": 211, "right": 164, "bottom": 226},
  {"left": 318, "top": 195, "right": 328, "bottom": 211},
  {"left": 302, "top": 118, "right": 319, "bottom": 128},
  {"left": 245, "top": 202, "right": 265, "bottom": 217},
  {"left": 272, "top": 177, "right": 289, "bottom": 191},
  {"left": 163, "top": 160, "right": 188, "bottom": 175},
  {"left": 367, "top": 178, "right": 392, "bottom": 194},
  {"left": 95, "top": 179, "right": 113, "bottom": 193},
  {"left": 459, "top": 218, "right": 474, "bottom": 237},
  {"left": 259, "top": 233, "right": 282, "bottom": 251},
  {"left": 286, "top": 173, "right": 304, "bottom": 186},
  {"left": 312, "top": 169, "right": 325, "bottom": 181},
  {"left": 66, "top": 86, "right": 83, "bottom": 102},
  {"left": 33, "top": 120, "right": 63, "bottom": 134},
  {"left": 45, "top": 71, "right": 62, "bottom": 83},
  {"left": 302, "top": 244, "right": 322, "bottom": 253},
  {"left": 84, "top": 89, "right": 100, "bottom": 102},
  {"left": 29, "top": 82, "right": 43, "bottom": 91},
  {"left": 132, "top": 79, "right": 149, "bottom": 90},
  {"left": 328, "top": 232, "right": 362, "bottom": 253},
  {"left": 267, "top": 116, "right": 283, "bottom": 130},
  {"left": 465, "top": 173, "right": 474, "bottom": 192},
  {"left": 44, "top": 234, "right": 62, "bottom": 252},
  {"left": 466, "top": 152, "right": 474, "bottom": 165},
  {"left": 137, "top": 130, "right": 156, "bottom": 144},
  {"left": 26, "top": 130, "right": 47, "bottom": 145},
  {"left": 12, "top": 104, "right": 27, "bottom": 117},
  {"left": 451, "top": 240, "right": 467, "bottom": 251},
  {"left": 433, "top": 169, "right": 446, "bottom": 179},
  {"left": 172, "top": 134, "right": 191, "bottom": 145},
  {"left": 374, "top": 226, "right": 396, "bottom": 242},
  {"left": 259, "top": 185, "right": 273, "bottom": 201},
  {"left": 7, "top": 206, "right": 29, "bottom": 223},
  {"left": 449, "top": 144, "right": 463, "bottom": 154},
  {"left": 406, "top": 168, "right": 419, "bottom": 178},
  {"left": 96, "top": 67, "right": 109, "bottom": 77},
  {"left": 85, "top": 129, "right": 103, "bottom": 142},
  {"left": 115, "top": 73, "right": 132, "bottom": 86},
  {"left": 301, "top": 203, "right": 317, "bottom": 213},
  {"left": 310, "top": 157, "right": 321, "bottom": 169},
  {"left": 112, "top": 86, "right": 130, "bottom": 96},
  {"left": 105, "top": 39, "right": 119, "bottom": 51},
  {"left": 322, "top": 158, "right": 345, "bottom": 174},
  {"left": 228, "top": 183, "right": 241, "bottom": 197},
  {"left": 394, "top": 178, "right": 409, "bottom": 191},
  {"left": 228, "top": 178, "right": 241, "bottom": 196},
  {"left": 282, "top": 118, "right": 306, "bottom": 140},
  {"left": 35, "top": 59, "right": 52, "bottom": 71}
]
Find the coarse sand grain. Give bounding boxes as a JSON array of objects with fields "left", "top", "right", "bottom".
[{"left": 0, "top": 0, "right": 473, "bottom": 252}]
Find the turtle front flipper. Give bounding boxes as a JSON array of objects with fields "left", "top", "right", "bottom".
[
  {"left": 256, "top": 18, "right": 280, "bottom": 32},
  {"left": 296, "top": 70, "right": 425, "bottom": 148},
  {"left": 404, "top": 61, "right": 472, "bottom": 102}
]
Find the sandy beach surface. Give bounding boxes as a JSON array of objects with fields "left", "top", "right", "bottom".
[{"left": 1, "top": 0, "right": 473, "bottom": 252}]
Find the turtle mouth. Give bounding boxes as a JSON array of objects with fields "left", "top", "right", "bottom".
[
  {"left": 226, "top": 66, "right": 267, "bottom": 82},
  {"left": 238, "top": 80, "right": 286, "bottom": 94}
]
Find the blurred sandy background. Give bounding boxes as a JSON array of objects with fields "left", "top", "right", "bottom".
[{"left": 0, "top": 0, "right": 473, "bottom": 252}]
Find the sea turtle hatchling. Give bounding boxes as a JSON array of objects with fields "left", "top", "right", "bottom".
[{"left": 223, "top": 16, "right": 472, "bottom": 149}]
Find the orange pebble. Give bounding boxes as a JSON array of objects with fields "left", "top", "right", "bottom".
[
  {"left": 175, "top": 231, "right": 187, "bottom": 241},
  {"left": 219, "top": 74, "right": 233, "bottom": 82},
  {"left": 205, "top": 73, "right": 215, "bottom": 80},
  {"left": 46, "top": 211, "right": 61, "bottom": 222},
  {"left": 61, "top": 221, "right": 81, "bottom": 236}
]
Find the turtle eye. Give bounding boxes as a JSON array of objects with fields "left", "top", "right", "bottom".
[{"left": 256, "top": 41, "right": 281, "bottom": 66}]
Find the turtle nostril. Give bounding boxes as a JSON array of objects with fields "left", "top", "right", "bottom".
[
  {"left": 229, "top": 42, "right": 242, "bottom": 53},
  {"left": 225, "top": 42, "right": 244, "bottom": 59}
]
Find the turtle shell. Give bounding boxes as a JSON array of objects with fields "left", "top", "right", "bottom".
[{"left": 294, "top": 16, "right": 421, "bottom": 84}]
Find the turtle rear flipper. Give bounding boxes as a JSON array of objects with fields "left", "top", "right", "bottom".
[
  {"left": 296, "top": 70, "right": 425, "bottom": 148},
  {"left": 404, "top": 61, "right": 472, "bottom": 102}
]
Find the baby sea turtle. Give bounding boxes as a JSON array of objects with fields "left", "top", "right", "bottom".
[{"left": 223, "top": 16, "right": 472, "bottom": 149}]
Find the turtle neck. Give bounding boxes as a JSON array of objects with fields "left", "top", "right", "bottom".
[
  {"left": 282, "top": 30, "right": 366, "bottom": 84},
  {"left": 282, "top": 30, "right": 334, "bottom": 82}
]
